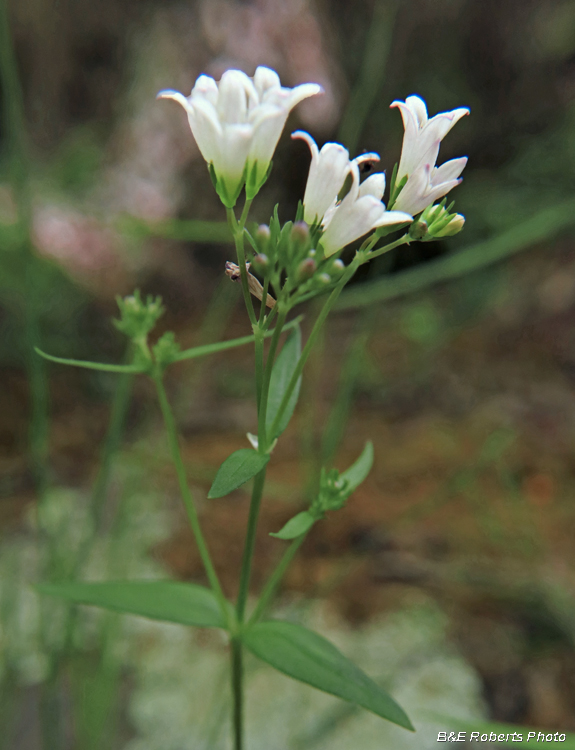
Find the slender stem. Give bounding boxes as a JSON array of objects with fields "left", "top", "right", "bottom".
[
  {"left": 248, "top": 533, "right": 307, "bottom": 625},
  {"left": 0, "top": 0, "right": 50, "bottom": 495},
  {"left": 236, "top": 467, "right": 267, "bottom": 621},
  {"left": 268, "top": 255, "right": 362, "bottom": 439},
  {"left": 257, "top": 306, "right": 288, "bottom": 448},
  {"left": 364, "top": 233, "right": 409, "bottom": 262},
  {"left": 154, "top": 373, "right": 230, "bottom": 626},
  {"left": 227, "top": 202, "right": 256, "bottom": 325},
  {"left": 230, "top": 638, "right": 244, "bottom": 750}
]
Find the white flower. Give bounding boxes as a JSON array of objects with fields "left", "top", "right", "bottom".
[
  {"left": 294, "top": 131, "right": 412, "bottom": 257},
  {"left": 393, "top": 157, "right": 468, "bottom": 216},
  {"left": 292, "top": 130, "right": 379, "bottom": 224},
  {"left": 158, "top": 67, "right": 322, "bottom": 206},
  {"left": 390, "top": 95, "right": 469, "bottom": 215},
  {"left": 391, "top": 95, "right": 469, "bottom": 180}
]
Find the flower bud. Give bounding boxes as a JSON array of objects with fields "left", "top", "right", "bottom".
[
  {"left": 408, "top": 220, "right": 428, "bottom": 241},
  {"left": 257, "top": 224, "right": 271, "bottom": 243},
  {"left": 251, "top": 253, "right": 270, "bottom": 274},
  {"left": 432, "top": 213, "right": 465, "bottom": 237},
  {"left": 291, "top": 221, "right": 310, "bottom": 244},
  {"left": 296, "top": 257, "right": 317, "bottom": 283},
  {"left": 318, "top": 273, "right": 331, "bottom": 284},
  {"left": 331, "top": 259, "right": 345, "bottom": 274}
]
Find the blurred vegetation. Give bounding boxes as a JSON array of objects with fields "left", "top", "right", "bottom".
[{"left": 2, "top": 0, "right": 575, "bottom": 747}]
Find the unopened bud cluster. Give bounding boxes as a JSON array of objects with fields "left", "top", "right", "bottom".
[
  {"left": 114, "top": 290, "right": 164, "bottom": 341},
  {"left": 247, "top": 214, "right": 348, "bottom": 306},
  {"left": 309, "top": 467, "right": 352, "bottom": 519},
  {"left": 408, "top": 200, "right": 465, "bottom": 242}
]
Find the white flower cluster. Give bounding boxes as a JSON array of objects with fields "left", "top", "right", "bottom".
[{"left": 159, "top": 66, "right": 469, "bottom": 256}]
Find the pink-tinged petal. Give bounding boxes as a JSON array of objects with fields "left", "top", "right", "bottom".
[
  {"left": 292, "top": 130, "right": 320, "bottom": 162},
  {"left": 393, "top": 163, "right": 432, "bottom": 214},
  {"left": 358, "top": 172, "right": 386, "bottom": 200},
  {"left": 191, "top": 75, "right": 219, "bottom": 107},
  {"left": 157, "top": 89, "right": 191, "bottom": 110},
  {"left": 217, "top": 70, "right": 257, "bottom": 124},
  {"left": 432, "top": 156, "right": 468, "bottom": 184},
  {"left": 405, "top": 95, "right": 428, "bottom": 126},
  {"left": 374, "top": 210, "right": 413, "bottom": 227},
  {"left": 427, "top": 107, "right": 469, "bottom": 140}
]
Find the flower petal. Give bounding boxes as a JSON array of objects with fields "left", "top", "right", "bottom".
[
  {"left": 217, "top": 70, "right": 257, "bottom": 124},
  {"left": 358, "top": 172, "right": 386, "bottom": 200},
  {"left": 432, "top": 156, "right": 468, "bottom": 185}
]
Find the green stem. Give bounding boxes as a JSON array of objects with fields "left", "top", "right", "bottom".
[
  {"left": 248, "top": 533, "right": 307, "bottom": 625},
  {"left": 257, "top": 306, "right": 288, "bottom": 448},
  {"left": 268, "top": 255, "right": 362, "bottom": 439},
  {"left": 235, "top": 467, "right": 267, "bottom": 622},
  {"left": 154, "top": 372, "right": 230, "bottom": 626},
  {"left": 0, "top": 0, "right": 50, "bottom": 495},
  {"left": 365, "top": 233, "right": 409, "bottom": 262},
  {"left": 227, "top": 202, "right": 256, "bottom": 325},
  {"left": 230, "top": 638, "right": 244, "bottom": 750}
]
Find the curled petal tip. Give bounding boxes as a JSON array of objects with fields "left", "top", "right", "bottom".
[{"left": 157, "top": 89, "right": 178, "bottom": 99}]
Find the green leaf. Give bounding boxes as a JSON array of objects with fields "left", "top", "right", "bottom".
[
  {"left": 37, "top": 581, "right": 227, "bottom": 628},
  {"left": 270, "top": 511, "right": 316, "bottom": 540},
  {"left": 208, "top": 449, "right": 269, "bottom": 499},
  {"left": 243, "top": 620, "right": 413, "bottom": 730},
  {"left": 266, "top": 326, "right": 302, "bottom": 439},
  {"left": 340, "top": 441, "right": 374, "bottom": 495},
  {"left": 35, "top": 348, "right": 146, "bottom": 374}
]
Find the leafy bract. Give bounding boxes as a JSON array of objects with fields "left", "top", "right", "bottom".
[
  {"left": 243, "top": 620, "right": 413, "bottom": 730},
  {"left": 270, "top": 511, "right": 316, "bottom": 540},
  {"left": 340, "top": 441, "right": 373, "bottom": 496},
  {"left": 208, "top": 449, "right": 269, "bottom": 499}
]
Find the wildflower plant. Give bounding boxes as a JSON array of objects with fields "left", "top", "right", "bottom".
[{"left": 37, "top": 66, "right": 469, "bottom": 748}]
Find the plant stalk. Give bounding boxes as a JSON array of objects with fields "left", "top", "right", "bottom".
[{"left": 154, "top": 373, "right": 230, "bottom": 626}]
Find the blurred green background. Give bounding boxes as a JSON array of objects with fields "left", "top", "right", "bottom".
[{"left": 2, "top": 0, "right": 575, "bottom": 747}]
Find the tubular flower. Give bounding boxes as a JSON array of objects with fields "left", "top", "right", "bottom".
[
  {"left": 393, "top": 157, "right": 468, "bottom": 216},
  {"left": 292, "top": 130, "right": 379, "bottom": 225},
  {"left": 158, "top": 67, "right": 322, "bottom": 206},
  {"left": 320, "top": 163, "right": 412, "bottom": 257},
  {"left": 390, "top": 95, "right": 469, "bottom": 215},
  {"left": 295, "top": 131, "right": 412, "bottom": 257}
]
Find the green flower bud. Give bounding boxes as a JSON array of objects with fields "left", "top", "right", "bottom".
[
  {"left": 432, "top": 213, "right": 465, "bottom": 237},
  {"left": 296, "top": 257, "right": 317, "bottom": 283},
  {"left": 257, "top": 224, "right": 271, "bottom": 242},
  {"left": 408, "top": 219, "right": 428, "bottom": 241},
  {"left": 114, "top": 290, "right": 164, "bottom": 341},
  {"left": 291, "top": 221, "right": 310, "bottom": 244},
  {"left": 251, "top": 253, "right": 270, "bottom": 274}
]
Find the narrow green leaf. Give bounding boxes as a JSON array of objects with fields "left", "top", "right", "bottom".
[
  {"left": 208, "top": 449, "right": 269, "bottom": 499},
  {"left": 422, "top": 713, "right": 575, "bottom": 748},
  {"left": 35, "top": 348, "right": 146, "bottom": 374},
  {"left": 340, "top": 442, "right": 374, "bottom": 495},
  {"left": 37, "top": 581, "right": 227, "bottom": 628},
  {"left": 270, "top": 511, "right": 316, "bottom": 540},
  {"left": 243, "top": 620, "right": 413, "bottom": 730},
  {"left": 266, "top": 326, "right": 302, "bottom": 439}
]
